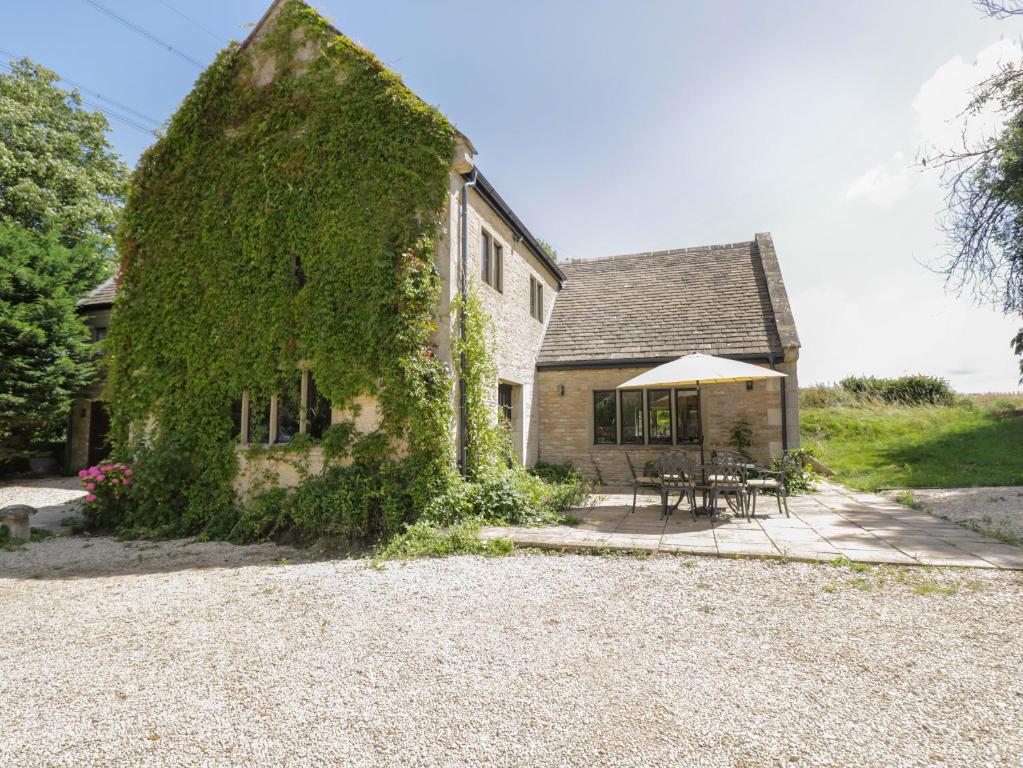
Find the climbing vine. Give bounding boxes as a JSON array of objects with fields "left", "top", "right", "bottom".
[{"left": 107, "top": 0, "right": 457, "bottom": 535}]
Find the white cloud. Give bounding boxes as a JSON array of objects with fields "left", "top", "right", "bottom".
[
  {"left": 846, "top": 38, "right": 1022, "bottom": 208},
  {"left": 845, "top": 152, "right": 913, "bottom": 207},
  {"left": 913, "top": 37, "right": 1021, "bottom": 152}
]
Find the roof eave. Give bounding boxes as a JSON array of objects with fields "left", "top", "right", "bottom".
[{"left": 467, "top": 170, "right": 565, "bottom": 287}]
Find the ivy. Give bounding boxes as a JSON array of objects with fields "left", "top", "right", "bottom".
[{"left": 107, "top": 0, "right": 457, "bottom": 535}]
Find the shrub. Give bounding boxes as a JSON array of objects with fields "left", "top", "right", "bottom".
[
  {"left": 838, "top": 375, "right": 956, "bottom": 406},
  {"left": 78, "top": 462, "right": 133, "bottom": 530},
  {"left": 530, "top": 461, "right": 578, "bottom": 484},
  {"left": 375, "top": 520, "right": 513, "bottom": 561},
  {"left": 767, "top": 449, "right": 817, "bottom": 495}
]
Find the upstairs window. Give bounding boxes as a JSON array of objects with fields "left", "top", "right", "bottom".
[
  {"left": 481, "top": 229, "right": 503, "bottom": 291},
  {"left": 93, "top": 326, "right": 109, "bottom": 342},
  {"left": 529, "top": 276, "right": 544, "bottom": 322}
]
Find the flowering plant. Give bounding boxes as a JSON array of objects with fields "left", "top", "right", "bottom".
[{"left": 78, "top": 462, "right": 133, "bottom": 529}]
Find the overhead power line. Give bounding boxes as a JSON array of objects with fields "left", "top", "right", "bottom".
[
  {"left": 81, "top": 0, "right": 204, "bottom": 68},
  {"left": 0, "top": 57, "right": 159, "bottom": 136},
  {"left": 153, "top": 0, "right": 229, "bottom": 44},
  {"left": 0, "top": 46, "right": 162, "bottom": 127}
]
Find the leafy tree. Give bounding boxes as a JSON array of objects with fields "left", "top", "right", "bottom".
[
  {"left": 0, "top": 57, "right": 127, "bottom": 460},
  {"left": 0, "top": 58, "right": 128, "bottom": 252},
  {"left": 934, "top": 4, "right": 1023, "bottom": 382},
  {"left": 0, "top": 222, "right": 102, "bottom": 459},
  {"left": 538, "top": 238, "right": 558, "bottom": 263}
]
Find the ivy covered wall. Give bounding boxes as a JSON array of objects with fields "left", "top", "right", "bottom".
[{"left": 107, "top": 0, "right": 458, "bottom": 534}]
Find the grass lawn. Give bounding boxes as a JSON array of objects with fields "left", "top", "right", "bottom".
[{"left": 801, "top": 393, "right": 1023, "bottom": 490}]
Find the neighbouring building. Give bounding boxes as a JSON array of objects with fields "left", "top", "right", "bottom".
[
  {"left": 66, "top": 277, "right": 114, "bottom": 473},
  {"left": 70, "top": 0, "right": 800, "bottom": 489}
]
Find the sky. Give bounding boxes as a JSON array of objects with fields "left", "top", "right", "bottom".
[{"left": 6, "top": 0, "right": 1023, "bottom": 392}]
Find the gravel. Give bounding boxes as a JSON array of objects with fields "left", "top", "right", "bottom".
[
  {"left": 2, "top": 541, "right": 1022, "bottom": 767},
  {"left": 909, "top": 486, "right": 1023, "bottom": 543}
]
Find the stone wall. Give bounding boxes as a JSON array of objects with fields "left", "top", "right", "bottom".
[
  {"left": 436, "top": 168, "right": 560, "bottom": 465},
  {"left": 535, "top": 360, "right": 799, "bottom": 484}
]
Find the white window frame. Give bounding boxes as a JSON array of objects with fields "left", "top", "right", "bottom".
[{"left": 238, "top": 371, "right": 330, "bottom": 445}]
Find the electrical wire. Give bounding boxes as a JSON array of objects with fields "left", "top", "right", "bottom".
[
  {"left": 152, "top": 0, "right": 229, "bottom": 45},
  {"left": 81, "top": 0, "right": 204, "bottom": 68},
  {"left": 0, "top": 58, "right": 159, "bottom": 136}
]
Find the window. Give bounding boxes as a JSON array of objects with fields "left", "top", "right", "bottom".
[
  {"left": 529, "top": 276, "right": 544, "bottom": 322},
  {"left": 305, "top": 374, "right": 331, "bottom": 439},
  {"left": 93, "top": 326, "right": 108, "bottom": 342},
  {"left": 648, "top": 389, "right": 672, "bottom": 444},
  {"left": 238, "top": 372, "right": 333, "bottom": 444},
  {"left": 275, "top": 378, "right": 301, "bottom": 444},
  {"left": 620, "top": 390, "right": 644, "bottom": 444},
  {"left": 247, "top": 398, "right": 271, "bottom": 445},
  {"left": 498, "top": 383, "right": 513, "bottom": 426},
  {"left": 481, "top": 229, "right": 503, "bottom": 291},
  {"left": 593, "top": 390, "right": 617, "bottom": 444},
  {"left": 676, "top": 390, "right": 700, "bottom": 444},
  {"left": 481, "top": 230, "right": 490, "bottom": 284}
]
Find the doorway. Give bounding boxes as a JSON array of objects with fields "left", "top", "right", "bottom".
[{"left": 87, "top": 401, "right": 111, "bottom": 467}]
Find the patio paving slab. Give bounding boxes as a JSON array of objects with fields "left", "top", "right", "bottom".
[{"left": 482, "top": 481, "right": 1023, "bottom": 569}]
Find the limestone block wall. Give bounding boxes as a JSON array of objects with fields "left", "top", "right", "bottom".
[
  {"left": 536, "top": 361, "right": 798, "bottom": 484},
  {"left": 436, "top": 173, "right": 560, "bottom": 465}
]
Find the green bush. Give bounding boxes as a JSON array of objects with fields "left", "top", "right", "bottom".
[
  {"left": 375, "top": 520, "right": 513, "bottom": 561},
  {"left": 763, "top": 448, "right": 818, "bottom": 495},
  {"left": 838, "top": 375, "right": 956, "bottom": 406},
  {"left": 530, "top": 461, "right": 578, "bottom": 484}
]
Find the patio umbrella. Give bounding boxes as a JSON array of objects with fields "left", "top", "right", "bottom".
[{"left": 617, "top": 353, "right": 786, "bottom": 464}]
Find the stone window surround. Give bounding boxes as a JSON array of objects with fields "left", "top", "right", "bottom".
[
  {"left": 237, "top": 369, "right": 327, "bottom": 445},
  {"left": 529, "top": 275, "right": 544, "bottom": 322},
  {"left": 591, "top": 387, "right": 706, "bottom": 449},
  {"left": 480, "top": 227, "right": 503, "bottom": 293}
]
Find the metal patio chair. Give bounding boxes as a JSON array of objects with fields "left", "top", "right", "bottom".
[
  {"left": 708, "top": 453, "right": 750, "bottom": 520},
  {"left": 746, "top": 454, "right": 790, "bottom": 518},
  {"left": 625, "top": 453, "right": 661, "bottom": 514},
  {"left": 658, "top": 452, "right": 697, "bottom": 519}
]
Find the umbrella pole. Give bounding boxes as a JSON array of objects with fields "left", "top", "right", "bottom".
[{"left": 698, "top": 380, "right": 705, "bottom": 466}]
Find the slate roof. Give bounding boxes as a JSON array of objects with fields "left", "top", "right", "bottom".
[
  {"left": 536, "top": 233, "right": 799, "bottom": 367},
  {"left": 78, "top": 277, "right": 116, "bottom": 309}
]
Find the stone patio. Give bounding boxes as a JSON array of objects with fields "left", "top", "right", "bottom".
[{"left": 481, "top": 482, "right": 1023, "bottom": 569}]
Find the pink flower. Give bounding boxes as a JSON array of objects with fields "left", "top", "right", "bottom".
[
  {"left": 122, "top": 478, "right": 132, "bottom": 486},
  {"left": 96, "top": 474, "right": 106, "bottom": 482},
  {"left": 78, "top": 469, "right": 88, "bottom": 478},
  {"left": 86, "top": 494, "right": 97, "bottom": 503},
  {"left": 124, "top": 469, "right": 132, "bottom": 477},
  {"left": 85, "top": 483, "right": 96, "bottom": 491},
  {"left": 101, "top": 465, "right": 113, "bottom": 472}
]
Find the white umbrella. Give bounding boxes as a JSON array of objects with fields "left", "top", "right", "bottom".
[
  {"left": 617, "top": 353, "right": 786, "bottom": 467},
  {"left": 617, "top": 353, "right": 786, "bottom": 389}
]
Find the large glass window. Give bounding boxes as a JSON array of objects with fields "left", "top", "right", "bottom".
[
  {"left": 648, "top": 389, "right": 672, "bottom": 444},
  {"left": 676, "top": 390, "right": 700, "bottom": 444},
  {"left": 620, "top": 390, "right": 644, "bottom": 444},
  {"left": 593, "top": 390, "right": 617, "bottom": 444},
  {"left": 305, "top": 374, "right": 332, "bottom": 439},
  {"left": 275, "top": 378, "right": 301, "bottom": 444}
]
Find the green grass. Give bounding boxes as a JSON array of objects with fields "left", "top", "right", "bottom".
[{"left": 801, "top": 393, "right": 1023, "bottom": 490}]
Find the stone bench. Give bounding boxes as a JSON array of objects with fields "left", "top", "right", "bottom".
[{"left": 1, "top": 504, "right": 36, "bottom": 541}]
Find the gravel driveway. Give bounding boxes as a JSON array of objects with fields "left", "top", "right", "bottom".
[{"left": 2, "top": 539, "right": 1022, "bottom": 768}]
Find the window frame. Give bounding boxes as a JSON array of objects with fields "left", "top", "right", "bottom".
[
  {"left": 529, "top": 276, "right": 544, "bottom": 322},
  {"left": 593, "top": 389, "right": 618, "bottom": 445},
  {"left": 480, "top": 228, "right": 503, "bottom": 292},
  {"left": 675, "top": 388, "right": 701, "bottom": 445},
  {"left": 238, "top": 371, "right": 333, "bottom": 446},
  {"left": 619, "top": 389, "right": 644, "bottom": 445},
  {"left": 647, "top": 388, "right": 673, "bottom": 445}
]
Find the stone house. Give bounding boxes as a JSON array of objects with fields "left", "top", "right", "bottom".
[
  {"left": 69, "top": 0, "right": 800, "bottom": 488},
  {"left": 66, "top": 278, "right": 115, "bottom": 472}
]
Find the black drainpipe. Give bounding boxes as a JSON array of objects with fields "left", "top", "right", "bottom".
[
  {"left": 770, "top": 354, "right": 789, "bottom": 453},
  {"left": 458, "top": 170, "right": 478, "bottom": 476}
]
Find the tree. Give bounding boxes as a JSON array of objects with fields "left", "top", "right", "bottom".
[
  {"left": 0, "top": 222, "right": 101, "bottom": 459},
  {"left": 0, "top": 57, "right": 127, "bottom": 460},
  {"left": 0, "top": 58, "right": 127, "bottom": 252},
  {"left": 538, "top": 238, "right": 558, "bottom": 263},
  {"left": 934, "top": 5, "right": 1023, "bottom": 382}
]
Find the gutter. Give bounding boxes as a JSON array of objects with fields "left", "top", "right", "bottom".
[{"left": 458, "top": 169, "right": 478, "bottom": 476}]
